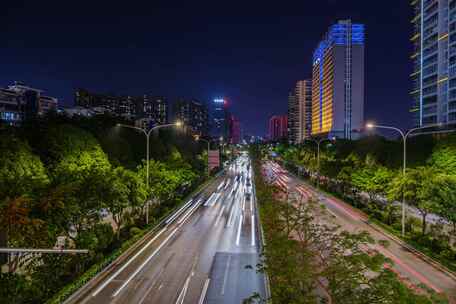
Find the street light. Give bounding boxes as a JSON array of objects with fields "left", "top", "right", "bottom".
[
  {"left": 365, "top": 122, "right": 443, "bottom": 237},
  {"left": 116, "top": 121, "right": 182, "bottom": 225},
  {"left": 194, "top": 135, "right": 212, "bottom": 176},
  {"left": 304, "top": 137, "right": 336, "bottom": 184}
]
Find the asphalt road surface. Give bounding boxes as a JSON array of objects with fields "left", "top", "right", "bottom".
[
  {"left": 71, "top": 154, "right": 265, "bottom": 304},
  {"left": 264, "top": 161, "right": 456, "bottom": 300}
]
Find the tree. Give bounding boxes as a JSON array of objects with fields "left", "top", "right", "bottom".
[
  {"left": 102, "top": 167, "right": 129, "bottom": 239},
  {"left": 0, "top": 135, "right": 49, "bottom": 200},
  {"left": 388, "top": 167, "right": 441, "bottom": 235},
  {"left": 352, "top": 165, "right": 394, "bottom": 203}
]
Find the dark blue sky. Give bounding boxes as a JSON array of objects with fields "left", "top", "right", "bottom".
[{"left": 1, "top": 0, "right": 411, "bottom": 136}]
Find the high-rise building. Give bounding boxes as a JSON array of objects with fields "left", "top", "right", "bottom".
[
  {"left": 288, "top": 80, "right": 313, "bottom": 144},
  {"left": 287, "top": 92, "right": 298, "bottom": 143},
  {"left": 173, "top": 98, "right": 209, "bottom": 136},
  {"left": 142, "top": 95, "right": 168, "bottom": 125},
  {"left": 269, "top": 115, "right": 288, "bottom": 141},
  {"left": 74, "top": 89, "right": 168, "bottom": 125},
  {"left": 411, "top": 0, "right": 454, "bottom": 126},
  {"left": 228, "top": 115, "right": 241, "bottom": 144},
  {"left": 0, "top": 81, "right": 58, "bottom": 126},
  {"left": 210, "top": 98, "right": 229, "bottom": 139},
  {"left": 311, "top": 20, "right": 365, "bottom": 139}
]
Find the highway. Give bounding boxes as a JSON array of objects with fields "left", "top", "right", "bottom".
[
  {"left": 264, "top": 161, "right": 456, "bottom": 300},
  {"left": 69, "top": 154, "right": 265, "bottom": 304}
]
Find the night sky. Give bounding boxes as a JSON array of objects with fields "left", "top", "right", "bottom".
[{"left": 1, "top": 0, "right": 412, "bottom": 136}]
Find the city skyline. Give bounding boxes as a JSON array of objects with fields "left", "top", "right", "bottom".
[{"left": 1, "top": 0, "right": 412, "bottom": 137}]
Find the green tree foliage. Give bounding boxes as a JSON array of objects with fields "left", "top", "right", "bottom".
[
  {"left": 388, "top": 167, "right": 445, "bottom": 235},
  {"left": 250, "top": 146, "right": 445, "bottom": 304},
  {"left": 0, "top": 135, "right": 49, "bottom": 199},
  {"left": 0, "top": 115, "right": 205, "bottom": 303}
]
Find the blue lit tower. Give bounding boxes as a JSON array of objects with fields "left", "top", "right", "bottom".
[
  {"left": 311, "top": 20, "right": 365, "bottom": 139},
  {"left": 411, "top": 1, "right": 452, "bottom": 126}
]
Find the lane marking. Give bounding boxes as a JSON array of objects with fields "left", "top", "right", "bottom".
[
  {"left": 178, "top": 202, "right": 201, "bottom": 225},
  {"left": 175, "top": 273, "right": 192, "bottom": 304},
  {"left": 204, "top": 193, "right": 216, "bottom": 206},
  {"left": 236, "top": 214, "right": 243, "bottom": 246},
  {"left": 214, "top": 205, "right": 226, "bottom": 226},
  {"left": 198, "top": 278, "right": 211, "bottom": 304},
  {"left": 137, "top": 267, "right": 166, "bottom": 304},
  {"left": 226, "top": 198, "right": 238, "bottom": 227},
  {"left": 165, "top": 199, "right": 194, "bottom": 225},
  {"left": 221, "top": 255, "right": 231, "bottom": 295},
  {"left": 251, "top": 215, "right": 255, "bottom": 246},
  {"left": 112, "top": 228, "right": 179, "bottom": 297},
  {"left": 91, "top": 227, "right": 167, "bottom": 297}
]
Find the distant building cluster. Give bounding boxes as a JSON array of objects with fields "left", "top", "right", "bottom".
[
  {"left": 72, "top": 88, "right": 168, "bottom": 126},
  {"left": 0, "top": 81, "right": 242, "bottom": 143},
  {"left": 286, "top": 19, "right": 365, "bottom": 143},
  {"left": 0, "top": 81, "right": 58, "bottom": 126}
]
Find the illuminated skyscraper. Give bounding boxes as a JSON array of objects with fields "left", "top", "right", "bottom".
[
  {"left": 311, "top": 20, "right": 365, "bottom": 139},
  {"left": 411, "top": 1, "right": 453, "bottom": 126},
  {"left": 210, "top": 98, "right": 229, "bottom": 139},
  {"left": 288, "top": 80, "right": 312, "bottom": 144}
]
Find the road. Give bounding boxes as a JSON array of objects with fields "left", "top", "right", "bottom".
[
  {"left": 70, "top": 154, "right": 265, "bottom": 304},
  {"left": 264, "top": 161, "right": 456, "bottom": 299}
]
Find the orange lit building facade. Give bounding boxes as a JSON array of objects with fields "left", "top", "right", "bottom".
[{"left": 311, "top": 20, "right": 365, "bottom": 139}]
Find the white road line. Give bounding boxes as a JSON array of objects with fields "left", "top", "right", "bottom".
[
  {"left": 221, "top": 255, "right": 231, "bottom": 295},
  {"left": 226, "top": 199, "right": 237, "bottom": 227},
  {"left": 217, "top": 181, "right": 224, "bottom": 191},
  {"left": 236, "top": 214, "right": 243, "bottom": 246},
  {"left": 214, "top": 205, "right": 226, "bottom": 226},
  {"left": 137, "top": 267, "right": 165, "bottom": 304},
  {"left": 251, "top": 214, "right": 256, "bottom": 246},
  {"left": 165, "top": 199, "right": 193, "bottom": 225},
  {"left": 198, "top": 278, "right": 211, "bottom": 304},
  {"left": 177, "top": 201, "right": 201, "bottom": 225},
  {"left": 112, "top": 228, "right": 179, "bottom": 298},
  {"left": 175, "top": 273, "right": 192, "bottom": 304},
  {"left": 91, "top": 227, "right": 167, "bottom": 297},
  {"left": 204, "top": 193, "right": 216, "bottom": 206}
]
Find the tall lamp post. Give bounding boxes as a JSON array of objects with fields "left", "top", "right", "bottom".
[
  {"left": 116, "top": 121, "right": 182, "bottom": 225},
  {"left": 365, "top": 122, "right": 443, "bottom": 236},
  {"left": 194, "top": 135, "right": 213, "bottom": 176},
  {"left": 304, "top": 137, "right": 336, "bottom": 184}
]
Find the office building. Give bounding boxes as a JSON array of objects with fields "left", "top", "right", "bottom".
[
  {"left": 411, "top": 0, "right": 455, "bottom": 126},
  {"left": 311, "top": 20, "right": 365, "bottom": 139},
  {"left": 228, "top": 115, "right": 241, "bottom": 144},
  {"left": 269, "top": 115, "right": 288, "bottom": 141},
  {"left": 287, "top": 92, "right": 298, "bottom": 143},
  {"left": 210, "top": 98, "right": 229, "bottom": 139},
  {"left": 173, "top": 98, "right": 209, "bottom": 136},
  {"left": 288, "top": 80, "right": 313, "bottom": 144},
  {"left": 0, "top": 81, "right": 58, "bottom": 126}
]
